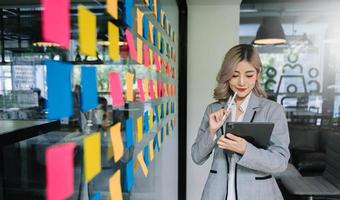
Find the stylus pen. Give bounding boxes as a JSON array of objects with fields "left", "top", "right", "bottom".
[{"left": 226, "top": 92, "right": 237, "bottom": 112}]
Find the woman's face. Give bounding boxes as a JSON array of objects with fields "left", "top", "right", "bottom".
[{"left": 228, "top": 60, "right": 259, "bottom": 100}]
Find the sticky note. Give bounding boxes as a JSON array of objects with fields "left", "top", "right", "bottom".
[
  {"left": 84, "top": 132, "right": 101, "bottom": 182},
  {"left": 125, "top": 118, "right": 134, "bottom": 148},
  {"left": 143, "top": 44, "right": 149, "bottom": 67},
  {"left": 90, "top": 192, "right": 101, "bottom": 200},
  {"left": 126, "top": 72, "right": 134, "bottom": 101},
  {"left": 143, "top": 145, "right": 149, "bottom": 166},
  {"left": 110, "top": 123, "right": 124, "bottom": 162},
  {"left": 157, "top": 4, "right": 161, "bottom": 22},
  {"left": 109, "top": 170, "right": 123, "bottom": 200},
  {"left": 153, "top": 0, "right": 157, "bottom": 17},
  {"left": 157, "top": 32, "right": 161, "bottom": 50},
  {"left": 124, "top": 0, "right": 133, "bottom": 27},
  {"left": 46, "top": 60, "right": 73, "bottom": 120},
  {"left": 108, "top": 22, "right": 119, "bottom": 61},
  {"left": 166, "top": 122, "right": 169, "bottom": 136},
  {"left": 137, "top": 78, "right": 145, "bottom": 102},
  {"left": 42, "top": 0, "right": 70, "bottom": 49},
  {"left": 109, "top": 72, "right": 124, "bottom": 107},
  {"left": 144, "top": 0, "right": 149, "bottom": 5},
  {"left": 154, "top": 79, "right": 158, "bottom": 98},
  {"left": 153, "top": 105, "right": 159, "bottom": 123},
  {"left": 149, "top": 108, "right": 153, "bottom": 129},
  {"left": 107, "top": 0, "right": 118, "bottom": 19},
  {"left": 160, "top": 103, "right": 164, "bottom": 119},
  {"left": 125, "top": 29, "right": 137, "bottom": 61},
  {"left": 136, "top": 115, "right": 143, "bottom": 143},
  {"left": 46, "top": 143, "right": 75, "bottom": 200},
  {"left": 153, "top": 28, "right": 158, "bottom": 47},
  {"left": 160, "top": 9, "right": 165, "bottom": 27},
  {"left": 149, "top": 139, "right": 154, "bottom": 161},
  {"left": 143, "top": 79, "right": 149, "bottom": 101},
  {"left": 137, "top": 151, "right": 148, "bottom": 176},
  {"left": 157, "top": 104, "right": 161, "bottom": 121},
  {"left": 136, "top": 8, "right": 144, "bottom": 36},
  {"left": 157, "top": 80, "right": 162, "bottom": 97},
  {"left": 143, "top": 111, "right": 149, "bottom": 133},
  {"left": 154, "top": 134, "right": 160, "bottom": 151},
  {"left": 143, "top": 17, "right": 149, "bottom": 40},
  {"left": 148, "top": 0, "right": 153, "bottom": 11},
  {"left": 78, "top": 5, "right": 96, "bottom": 56},
  {"left": 149, "top": 48, "right": 153, "bottom": 66},
  {"left": 148, "top": 21, "right": 154, "bottom": 44},
  {"left": 81, "top": 67, "right": 98, "bottom": 112},
  {"left": 154, "top": 53, "right": 160, "bottom": 71},
  {"left": 136, "top": 38, "right": 143, "bottom": 64},
  {"left": 123, "top": 160, "right": 134, "bottom": 192},
  {"left": 158, "top": 130, "right": 162, "bottom": 145},
  {"left": 161, "top": 127, "right": 165, "bottom": 142}
]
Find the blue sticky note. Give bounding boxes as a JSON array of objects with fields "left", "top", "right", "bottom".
[
  {"left": 153, "top": 105, "right": 159, "bottom": 123},
  {"left": 160, "top": 37, "right": 164, "bottom": 53},
  {"left": 124, "top": 0, "right": 133, "bottom": 27},
  {"left": 161, "top": 127, "right": 164, "bottom": 143},
  {"left": 46, "top": 60, "right": 73, "bottom": 120},
  {"left": 153, "top": 28, "right": 158, "bottom": 47},
  {"left": 166, "top": 123, "right": 169, "bottom": 136},
  {"left": 90, "top": 192, "right": 100, "bottom": 200},
  {"left": 171, "top": 119, "right": 174, "bottom": 131},
  {"left": 81, "top": 66, "right": 98, "bottom": 112},
  {"left": 163, "top": 15, "right": 167, "bottom": 31},
  {"left": 143, "top": 17, "right": 149, "bottom": 40},
  {"left": 169, "top": 25, "right": 172, "bottom": 37},
  {"left": 166, "top": 102, "right": 169, "bottom": 116},
  {"left": 166, "top": 43, "right": 170, "bottom": 58},
  {"left": 143, "top": 145, "right": 149, "bottom": 166},
  {"left": 160, "top": 104, "right": 164, "bottom": 119},
  {"left": 171, "top": 102, "right": 174, "bottom": 114},
  {"left": 125, "top": 118, "right": 134, "bottom": 149},
  {"left": 143, "top": 111, "right": 149, "bottom": 133},
  {"left": 124, "top": 159, "right": 134, "bottom": 192},
  {"left": 148, "top": 0, "right": 153, "bottom": 10},
  {"left": 157, "top": 4, "right": 161, "bottom": 22},
  {"left": 153, "top": 134, "right": 159, "bottom": 152}
]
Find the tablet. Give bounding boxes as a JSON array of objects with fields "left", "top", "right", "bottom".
[{"left": 224, "top": 122, "right": 274, "bottom": 149}]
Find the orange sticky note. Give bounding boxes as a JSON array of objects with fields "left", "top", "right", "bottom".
[
  {"left": 84, "top": 132, "right": 101, "bottom": 182},
  {"left": 148, "top": 21, "right": 154, "bottom": 44},
  {"left": 153, "top": 0, "right": 157, "bottom": 17},
  {"left": 143, "top": 44, "right": 149, "bottom": 67},
  {"left": 125, "top": 29, "right": 137, "bottom": 61},
  {"left": 136, "top": 8, "right": 144, "bottom": 36},
  {"left": 109, "top": 170, "right": 123, "bottom": 200},
  {"left": 126, "top": 72, "right": 134, "bottom": 101},
  {"left": 154, "top": 80, "right": 158, "bottom": 98},
  {"left": 107, "top": 0, "right": 118, "bottom": 19},
  {"left": 136, "top": 115, "right": 143, "bottom": 142},
  {"left": 137, "top": 151, "right": 148, "bottom": 176},
  {"left": 137, "top": 37, "right": 143, "bottom": 64},
  {"left": 78, "top": 5, "right": 97, "bottom": 56},
  {"left": 110, "top": 123, "right": 124, "bottom": 162},
  {"left": 143, "top": 79, "right": 149, "bottom": 101},
  {"left": 109, "top": 72, "right": 124, "bottom": 107},
  {"left": 46, "top": 143, "right": 75, "bottom": 200},
  {"left": 108, "top": 22, "right": 119, "bottom": 61},
  {"left": 149, "top": 139, "right": 154, "bottom": 161}
]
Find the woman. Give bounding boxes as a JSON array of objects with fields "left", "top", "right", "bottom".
[{"left": 191, "top": 44, "right": 290, "bottom": 200}]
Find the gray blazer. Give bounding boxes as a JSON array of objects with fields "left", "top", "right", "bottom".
[{"left": 191, "top": 93, "right": 290, "bottom": 200}]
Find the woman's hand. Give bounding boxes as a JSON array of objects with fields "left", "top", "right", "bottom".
[
  {"left": 209, "top": 109, "right": 230, "bottom": 135},
  {"left": 217, "top": 133, "right": 247, "bottom": 155}
]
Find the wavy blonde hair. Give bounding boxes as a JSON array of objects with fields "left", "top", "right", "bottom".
[{"left": 213, "top": 44, "right": 267, "bottom": 100}]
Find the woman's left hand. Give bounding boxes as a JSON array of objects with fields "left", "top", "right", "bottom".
[{"left": 217, "top": 133, "right": 247, "bottom": 155}]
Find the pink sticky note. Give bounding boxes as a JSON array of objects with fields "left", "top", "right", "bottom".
[
  {"left": 157, "top": 80, "right": 162, "bottom": 97},
  {"left": 46, "top": 143, "right": 76, "bottom": 200},
  {"left": 143, "top": 44, "right": 149, "bottom": 67},
  {"left": 149, "top": 80, "right": 155, "bottom": 99},
  {"left": 153, "top": 52, "right": 160, "bottom": 71},
  {"left": 125, "top": 29, "right": 137, "bottom": 61},
  {"left": 42, "top": 0, "right": 70, "bottom": 49},
  {"left": 109, "top": 72, "right": 125, "bottom": 107},
  {"left": 137, "top": 78, "right": 145, "bottom": 102}
]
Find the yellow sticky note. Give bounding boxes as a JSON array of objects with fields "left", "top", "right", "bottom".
[
  {"left": 161, "top": 9, "right": 164, "bottom": 27},
  {"left": 137, "top": 151, "right": 148, "bottom": 176},
  {"left": 137, "top": 116, "right": 143, "bottom": 143},
  {"left": 109, "top": 170, "right": 123, "bottom": 200},
  {"left": 148, "top": 21, "right": 154, "bottom": 44},
  {"left": 157, "top": 131, "right": 161, "bottom": 146},
  {"left": 149, "top": 139, "right": 154, "bottom": 161},
  {"left": 149, "top": 109, "right": 153, "bottom": 130},
  {"left": 169, "top": 121, "right": 172, "bottom": 134},
  {"left": 126, "top": 72, "right": 134, "bottom": 101},
  {"left": 108, "top": 22, "right": 119, "bottom": 61},
  {"left": 78, "top": 5, "right": 97, "bottom": 56},
  {"left": 143, "top": 79, "right": 149, "bottom": 101},
  {"left": 157, "top": 105, "right": 161, "bottom": 121},
  {"left": 166, "top": 20, "right": 169, "bottom": 34},
  {"left": 136, "top": 8, "right": 144, "bottom": 36},
  {"left": 149, "top": 48, "right": 153, "bottom": 66},
  {"left": 84, "top": 132, "right": 101, "bottom": 182},
  {"left": 137, "top": 38, "right": 143, "bottom": 64},
  {"left": 157, "top": 32, "right": 161, "bottom": 50},
  {"left": 153, "top": 0, "right": 157, "bottom": 17},
  {"left": 110, "top": 123, "right": 124, "bottom": 162},
  {"left": 107, "top": 0, "right": 118, "bottom": 19}
]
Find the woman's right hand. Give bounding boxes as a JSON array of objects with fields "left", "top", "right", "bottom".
[{"left": 209, "top": 108, "right": 230, "bottom": 135}]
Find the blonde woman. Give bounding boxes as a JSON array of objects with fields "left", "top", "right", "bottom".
[{"left": 191, "top": 44, "right": 290, "bottom": 200}]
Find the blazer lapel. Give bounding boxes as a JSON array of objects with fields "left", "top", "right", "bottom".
[{"left": 242, "top": 92, "right": 262, "bottom": 122}]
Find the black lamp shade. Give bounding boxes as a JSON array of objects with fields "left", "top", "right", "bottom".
[{"left": 253, "top": 16, "right": 286, "bottom": 45}]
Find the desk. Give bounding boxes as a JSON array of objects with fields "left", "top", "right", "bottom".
[{"left": 0, "top": 120, "right": 60, "bottom": 200}]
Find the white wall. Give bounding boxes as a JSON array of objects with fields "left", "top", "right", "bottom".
[{"left": 186, "top": 1, "right": 241, "bottom": 200}]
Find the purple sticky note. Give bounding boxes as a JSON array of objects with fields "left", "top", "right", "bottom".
[
  {"left": 42, "top": 0, "right": 70, "bottom": 48},
  {"left": 46, "top": 143, "right": 76, "bottom": 200},
  {"left": 109, "top": 72, "right": 124, "bottom": 107},
  {"left": 125, "top": 29, "right": 137, "bottom": 61}
]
